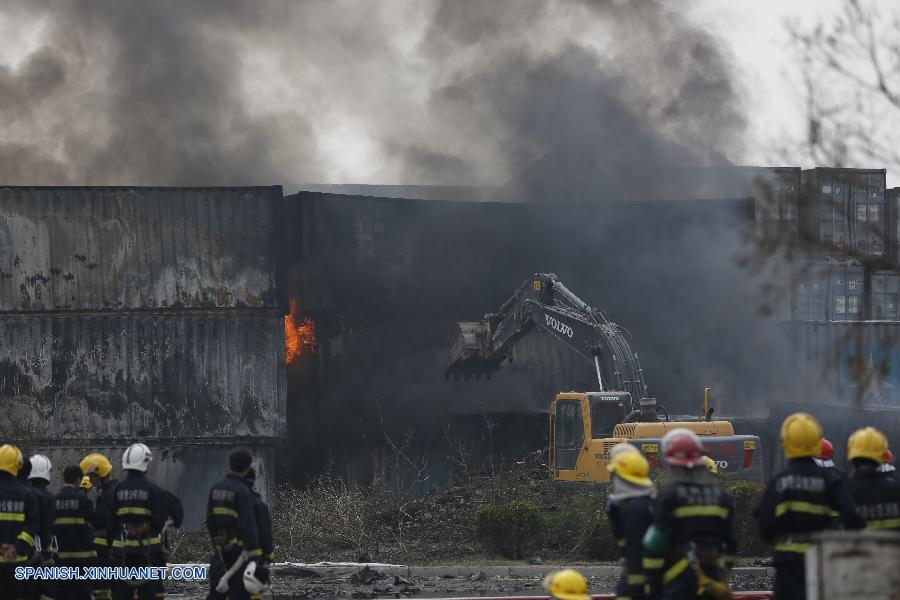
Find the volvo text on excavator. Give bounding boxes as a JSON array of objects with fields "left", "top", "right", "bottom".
[{"left": 446, "top": 273, "right": 763, "bottom": 483}]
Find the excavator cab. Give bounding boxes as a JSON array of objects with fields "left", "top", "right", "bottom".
[{"left": 550, "top": 392, "right": 631, "bottom": 477}]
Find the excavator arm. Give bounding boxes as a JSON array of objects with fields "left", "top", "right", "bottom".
[{"left": 446, "top": 273, "right": 649, "bottom": 409}]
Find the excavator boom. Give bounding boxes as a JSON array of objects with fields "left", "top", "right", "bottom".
[{"left": 446, "top": 273, "right": 649, "bottom": 408}]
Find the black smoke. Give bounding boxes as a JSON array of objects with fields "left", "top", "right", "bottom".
[{"left": 0, "top": 1, "right": 746, "bottom": 187}]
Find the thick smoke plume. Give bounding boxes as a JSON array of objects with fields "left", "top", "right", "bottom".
[{"left": 0, "top": 1, "right": 746, "bottom": 187}]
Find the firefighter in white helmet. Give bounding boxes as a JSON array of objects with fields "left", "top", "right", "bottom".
[{"left": 108, "top": 443, "right": 182, "bottom": 600}]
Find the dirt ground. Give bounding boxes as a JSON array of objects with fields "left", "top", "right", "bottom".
[{"left": 164, "top": 566, "right": 773, "bottom": 599}]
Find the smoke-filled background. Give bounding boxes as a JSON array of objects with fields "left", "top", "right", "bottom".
[
  {"left": 3, "top": 1, "right": 879, "bottom": 482},
  {"left": 0, "top": 0, "right": 748, "bottom": 187}
]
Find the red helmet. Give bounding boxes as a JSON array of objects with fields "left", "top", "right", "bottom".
[
  {"left": 817, "top": 438, "right": 833, "bottom": 460},
  {"left": 662, "top": 428, "right": 706, "bottom": 468},
  {"left": 886, "top": 450, "right": 894, "bottom": 464}
]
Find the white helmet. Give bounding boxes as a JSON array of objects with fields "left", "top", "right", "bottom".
[
  {"left": 28, "top": 455, "right": 52, "bottom": 481},
  {"left": 243, "top": 561, "right": 269, "bottom": 594},
  {"left": 122, "top": 443, "right": 152, "bottom": 472}
]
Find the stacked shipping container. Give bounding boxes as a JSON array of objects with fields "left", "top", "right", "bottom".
[
  {"left": 799, "top": 168, "right": 887, "bottom": 258},
  {"left": 0, "top": 186, "right": 286, "bottom": 528}
]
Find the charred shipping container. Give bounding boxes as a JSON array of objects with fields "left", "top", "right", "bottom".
[
  {"left": 800, "top": 168, "right": 887, "bottom": 259},
  {"left": 890, "top": 188, "right": 900, "bottom": 265},
  {"left": 785, "top": 320, "right": 900, "bottom": 407},
  {"left": 753, "top": 167, "right": 801, "bottom": 242},
  {"left": 792, "top": 259, "right": 864, "bottom": 321},
  {"left": 283, "top": 192, "right": 790, "bottom": 485},
  {"left": 0, "top": 186, "right": 285, "bottom": 528}
]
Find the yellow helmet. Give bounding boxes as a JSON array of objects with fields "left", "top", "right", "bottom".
[
  {"left": 607, "top": 450, "right": 652, "bottom": 486},
  {"left": 542, "top": 569, "right": 590, "bottom": 600},
  {"left": 0, "top": 445, "right": 24, "bottom": 476},
  {"left": 848, "top": 427, "right": 888, "bottom": 464},
  {"left": 80, "top": 453, "right": 113, "bottom": 478},
  {"left": 703, "top": 455, "right": 718, "bottom": 474},
  {"left": 80, "top": 475, "right": 93, "bottom": 490},
  {"left": 780, "top": 413, "right": 823, "bottom": 459}
]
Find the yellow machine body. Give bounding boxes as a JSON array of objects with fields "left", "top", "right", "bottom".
[{"left": 549, "top": 392, "right": 762, "bottom": 483}]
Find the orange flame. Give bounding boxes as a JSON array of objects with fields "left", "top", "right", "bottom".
[{"left": 285, "top": 299, "right": 317, "bottom": 364}]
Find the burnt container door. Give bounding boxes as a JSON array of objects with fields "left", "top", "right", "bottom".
[
  {"left": 892, "top": 189, "right": 900, "bottom": 265},
  {"left": 870, "top": 271, "right": 900, "bottom": 320},
  {"left": 850, "top": 171, "right": 887, "bottom": 259},
  {"left": 793, "top": 262, "right": 830, "bottom": 321},
  {"left": 830, "top": 260, "right": 864, "bottom": 321}
]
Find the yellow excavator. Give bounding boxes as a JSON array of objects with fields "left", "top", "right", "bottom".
[{"left": 446, "top": 273, "right": 763, "bottom": 483}]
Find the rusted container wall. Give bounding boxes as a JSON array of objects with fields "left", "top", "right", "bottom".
[
  {"left": 0, "top": 312, "right": 285, "bottom": 441},
  {"left": 0, "top": 186, "right": 281, "bottom": 311},
  {"left": 29, "top": 443, "right": 275, "bottom": 531}
]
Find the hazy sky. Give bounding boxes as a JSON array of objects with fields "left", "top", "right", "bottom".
[
  {"left": 691, "top": 0, "right": 898, "bottom": 185},
  {"left": 0, "top": 1, "right": 894, "bottom": 187}
]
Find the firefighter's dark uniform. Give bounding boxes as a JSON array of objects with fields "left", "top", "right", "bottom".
[
  {"left": 107, "top": 470, "right": 171, "bottom": 600},
  {"left": 91, "top": 476, "right": 119, "bottom": 600},
  {"left": 606, "top": 493, "right": 653, "bottom": 600},
  {"left": 207, "top": 474, "right": 262, "bottom": 600},
  {"left": 53, "top": 483, "right": 97, "bottom": 600},
  {"left": 243, "top": 477, "right": 274, "bottom": 596},
  {"left": 644, "top": 478, "right": 736, "bottom": 599},
  {"left": 755, "top": 457, "right": 863, "bottom": 600},
  {"left": 20, "top": 478, "right": 57, "bottom": 600},
  {"left": 0, "top": 471, "right": 40, "bottom": 598},
  {"left": 30, "top": 479, "right": 55, "bottom": 561},
  {"left": 847, "top": 468, "right": 900, "bottom": 531}
]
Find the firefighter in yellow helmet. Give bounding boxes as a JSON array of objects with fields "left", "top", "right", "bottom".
[
  {"left": 542, "top": 569, "right": 591, "bottom": 600},
  {"left": 605, "top": 451, "right": 654, "bottom": 600},
  {"left": 642, "top": 429, "right": 734, "bottom": 599},
  {"left": 845, "top": 427, "right": 900, "bottom": 531},
  {"left": 80, "top": 453, "right": 117, "bottom": 600},
  {"left": 754, "top": 413, "right": 863, "bottom": 600},
  {"left": 0, "top": 445, "right": 39, "bottom": 597}
]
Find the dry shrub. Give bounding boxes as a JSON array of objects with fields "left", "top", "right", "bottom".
[{"left": 271, "top": 477, "right": 392, "bottom": 562}]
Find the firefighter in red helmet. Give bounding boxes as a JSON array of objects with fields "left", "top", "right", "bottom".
[{"left": 642, "top": 428, "right": 735, "bottom": 599}]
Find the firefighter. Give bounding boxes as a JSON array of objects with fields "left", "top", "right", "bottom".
[
  {"left": 542, "top": 569, "right": 591, "bottom": 600},
  {"left": 246, "top": 469, "right": 273, "bottom": 554},
  {"left": 207, "top": 448, "right": 262, "bottom": 600},
  {"left": 878, "top": 450, "right": 897, "bottom": 480},
  {"left": 642, "top": 428, "right": 735, "bottom": 600},
  {"left": 845, "top": 428, "right": 900, "bottom": 531},
  {"left": 25, "top": 454, "right": 56, "bottom": 600},
  {"left": 108, "top": 443, "right": 176, "bottom": 600},
  {"left": 240, "top": 468, "right": 272, "bottom": 598},
  {"left": 754, "top": 413, "right": 863, "bottom": 600},
  {"left": 80, "top": 452, "right": 117, "bottom": 600},
  {"left": 0, "top": 444, "right": 40, "bottom": 597},
  {"left": 605, "top": 451, "right": 654, "bottom": 600},
  {"left": 28, "top": 455, "right": 55, "bottom": 558},
  {"left": 53, "top": 465, "right": 97, "bottom": 600}
]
